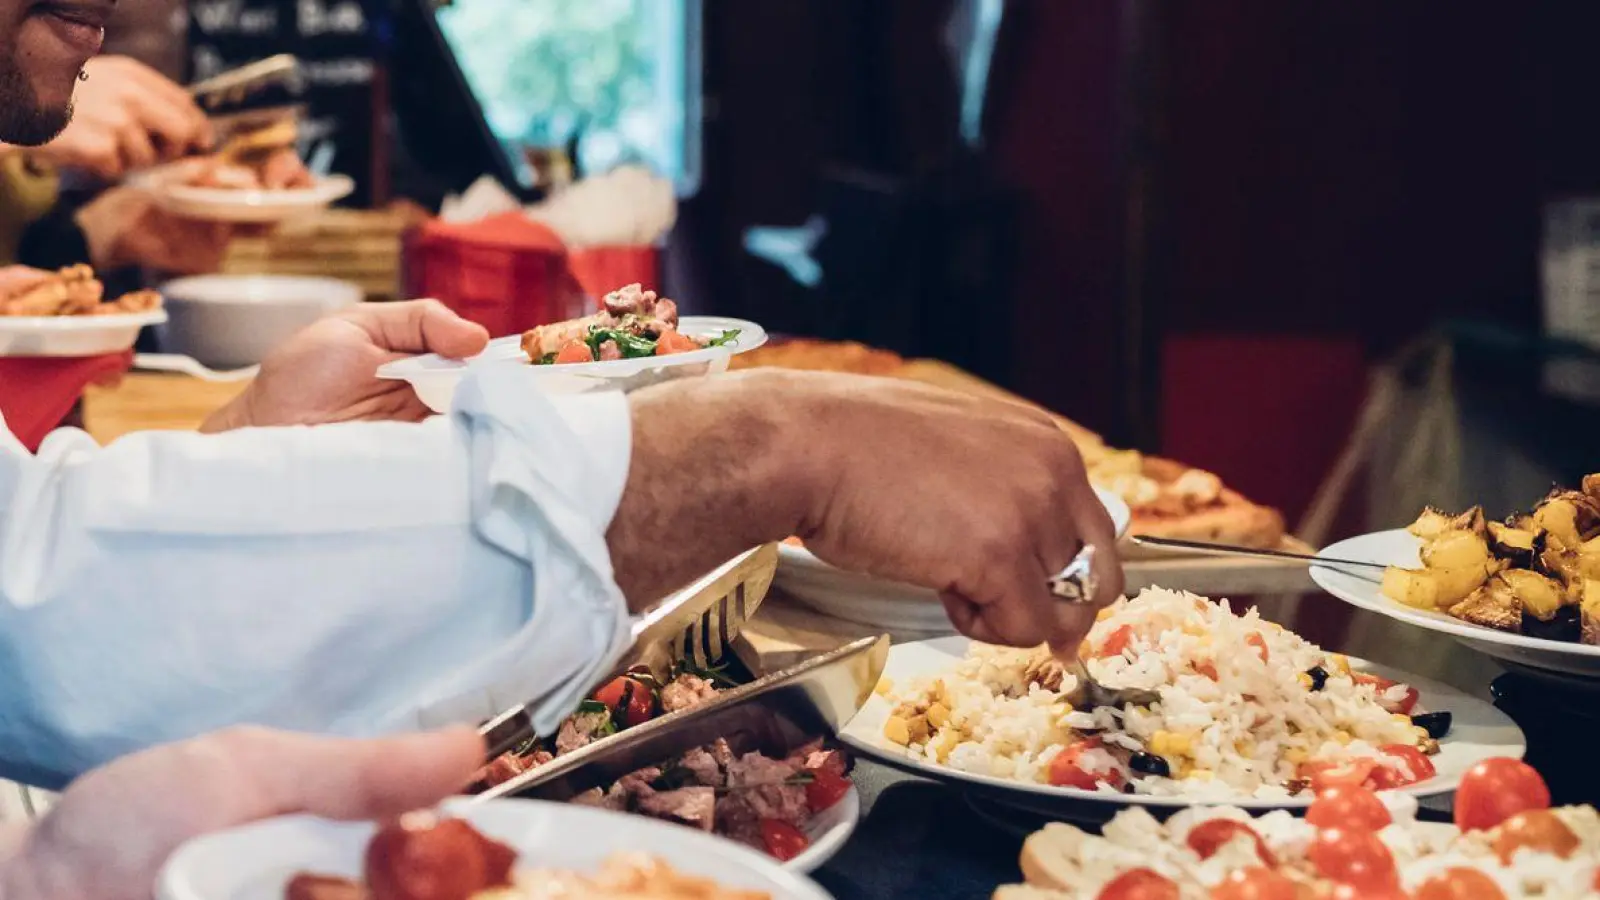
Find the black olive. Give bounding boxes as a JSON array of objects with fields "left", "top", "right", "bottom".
[
  {"left": 1305, "top": 666, "right": 1329, "bottom": 691},
  {"left": 1129, "top": 751, "right": 1172, "bottom": 778},
  {"left": 1411, "top": 711, "right": 1452, "bottom": 739},
  {"left": 1121, "top": 781, "right": 1136, "bottom": 794}
]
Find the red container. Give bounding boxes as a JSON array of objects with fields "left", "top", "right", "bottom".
[
  {"left": 567, "top": 245, "right": 660, "bottom": 300},
  {"left": 404, "top": 213, "right": 589, "bottom": 337}
]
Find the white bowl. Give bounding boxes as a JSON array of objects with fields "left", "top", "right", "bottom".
[
  {"left": 0, "top": 309, "right": 166, "bottom": 357},
  {"left": 378, "top": 315, "right": 768, "bottom": 412},
  {"left": 156, "top": 797, "right": 834, "bottom": 900},
  {"left": 157, "top": 275, "right": 361, "bottom": 370}
]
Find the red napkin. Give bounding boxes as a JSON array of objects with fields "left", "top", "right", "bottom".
[
  {"left": 405, "top": 214, "right": 588, "bottom": 337},
  {"left": 0, "top": 351, "right": 133, "bottom": 451}
]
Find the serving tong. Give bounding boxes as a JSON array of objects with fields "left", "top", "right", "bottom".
[
  {"left": 188, "top": 54, "right": 300, "bottom": 110},
  {"left": 477, "top": 635, "right": 890, "bottom": 804},
  {"left": 1044, "top": 543, "right": 1158, "bottom": 707},
  {"left": 1131, "top": 535, "right": 1386, "bottom": 572},
  {"left": 477, "top": 545, "right": 776, "bottom": 764}
]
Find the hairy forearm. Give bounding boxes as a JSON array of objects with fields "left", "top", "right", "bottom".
[{"left": 607, "top": 370, "right": 822, "bottom": 609}]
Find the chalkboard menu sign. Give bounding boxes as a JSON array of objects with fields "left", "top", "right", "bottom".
[{"left": 188, "top": 0, "right": 384, "bottom": 206}]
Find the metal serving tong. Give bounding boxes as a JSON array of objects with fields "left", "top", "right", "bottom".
[
  {"left": 476, "top": 635, "right": 890, "bottom": 804},
  {"left": 188, "top": 54, "right": 300, "bottom": 110},
  {"left": 1131, "top": 535, "right": 1385, "bottom": 571},
  {"left": 477, "top": 546, "right": 776, "bottom": 764}
]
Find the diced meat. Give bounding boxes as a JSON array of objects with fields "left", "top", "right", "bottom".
[
  {"left": 677, "top": 746, "right": 725, "bottom": 785},
  {"left": 554, "top": 710, "right": 611, "bottom": 756},
  {"left": 286, "top": 874, "right": 368, "bottom": 900},
  {"left": 613, "top": 766, "right": 664, "bottom": 803},
  {"left": 521, "top": 312, "right": 615, "bottom": 358},
  {"left": 475, "top": 749, "right": 554, "bottom": 788},
  {"left": 602, "top": 283, "right": 656, "bottom": 316},
  {"left": 651, "top": 298, "right": 679, "bottom": 327},
  {"left": 597, "top": 339, "right": 622, "bottom": 361},
  {"left": 571, "top": 786, "right": 627, "bottom": 812},
  {"left": 636, "top": 786, "right": 717, "bottom": 831},
  {"left": 190, "top": 160, "right": 263, "bottom": 190},
  {"left": 260, "top": 146, "right": 314, "bottom": 189},
  {"left": 724, "top": 752, "right": 809, "bottom": 826},
  {"left": 710, "top": 738, "right": 736, "bottom": 770},
  {"left": 660, "top": 674, "right": 719, "bottom": 713}
]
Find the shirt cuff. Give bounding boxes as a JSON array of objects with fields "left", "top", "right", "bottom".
[{"left": 405, "top": 368, "right": 634, "bottom": 736}]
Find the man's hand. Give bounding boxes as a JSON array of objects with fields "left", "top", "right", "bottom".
[
  {"left": 75, "top": 187, "right": 236, "bottom": 274},
  {"left": 35, "top": 56, "right": 211, "bottom": 179},
  {"left": 609, "top": 370, "right": 1123, "bottom": 650},
  {"left": 202, "top": 300, "right": 490, "bottom": 432},
  {"left": 0, "top": 726, "right": 482, "bottom": 900}
]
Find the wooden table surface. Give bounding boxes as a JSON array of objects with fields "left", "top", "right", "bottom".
[{"left": 81, "top": 372, "right": 249, "bottom": 443}]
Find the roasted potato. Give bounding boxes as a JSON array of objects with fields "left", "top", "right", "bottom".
[
  {"left": 1582, "top": 578, "right": 1600, "bottom": 646},
  {"left": 1534, "top": 494, "right": 1589, "bottom": 550},
  {"left": 1408, "top": 508, "right": 1456, "bottom": 541},
  {"left": 1450, "top": 582, "right": 1522, "bottom": 632},
  {"left": 1499, "top": 569, "right": 1567, "bottom": 621},
  {"left": 1583, "top": 473, "right": 1600, "bottom": 504},
  {"left": 1487, "top": 520, "right": 1545, "bottom": 569},
  {"left": 1449, "top": 506, "right": 1488, "bottom": 538},
  {"left": 1581, "top": 534, "right": 1600, "bottom": 580},
  {"left": 1432, "top": 562, "right": 1496, "bottom": 607},
  {"left": 1420, "top": 530, "right": 1492, "bottom": 572},
  {"left": 1381, "top": 567, "right": 1440, "bottom": 609}
]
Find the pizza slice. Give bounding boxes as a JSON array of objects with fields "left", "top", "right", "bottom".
[{"left": 1089, "top": 450, "right": 1285, "bottom": 548}]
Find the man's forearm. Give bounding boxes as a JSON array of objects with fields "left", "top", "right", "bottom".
[{"left": 607, "top": 370, "right": 823, "bottom": 608}]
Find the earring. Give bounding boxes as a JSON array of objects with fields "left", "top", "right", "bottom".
[{"left": 78, "top": 70, "right": 88, "bottom": 82}]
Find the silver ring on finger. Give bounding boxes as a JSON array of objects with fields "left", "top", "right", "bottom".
[{"left": 1046, "top": 544, "right": 1099, "bottom": 604}]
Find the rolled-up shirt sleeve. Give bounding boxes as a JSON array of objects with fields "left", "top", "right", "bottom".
[{"left": 0, "top": 366, "right": 632, "bottom": 789}]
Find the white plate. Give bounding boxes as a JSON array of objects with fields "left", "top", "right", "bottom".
[
  {"left": 1315, "top": 529, "right": 1600, "bottom": 678},
  {"left": 839, "top": 635, "right": 1525, "bottom": 813},
  {"left": 130, "top": 166, "right": 353, "bottom": 223},
  {"left": 790, "top": 783, "right": 859, "bottom": 873},
  {"left": 776, "top": 488, "right": 1132, "bottom": 632},
  {"left": 157, "top": 797, "right": 834, "bottom": 900},
  {"left": 0, "top": 310, "right": 166, "bottom": 357},
  {"left": 378, "top": 315, "right": 768, "bottom": 412}
]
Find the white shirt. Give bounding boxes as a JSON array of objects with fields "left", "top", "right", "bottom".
[{"left": 0, "top": 367, "right": 634, "bottom": 790}]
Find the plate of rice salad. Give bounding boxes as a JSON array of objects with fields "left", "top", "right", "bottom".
[
  {"left": 994, "top": 758, "right": 1596, "bottom": 899},
  {"left": 839, "top": 589, "right": 1524, "bottom": 810}
]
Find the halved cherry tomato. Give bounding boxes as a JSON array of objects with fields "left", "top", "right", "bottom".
[
  {"left": 1492, "top": 808, "right": 1578, "bottom": 864},
  {"left": 1185, "top": 819, "right": 1275, "bottom": 866},
  {"left": 759, "top": 819, "right": 810, "bottom": 862},
  {"left": 1096, "top": 868, "right": 1180, "bottom": 900},
  {"left": 1047, "top": 738, "right": 1125, "bottom": 791},
  {"left": 805, "top": 768, "right": 851, "bottom": 813},
  {"left": 1306, "top": 785, "right": 1392, "bottom": 832},
  {"left": 1300, "top": 758, "right": 1377, "bottom": 793},
  {"left": 655, "top": 329, "right": 702, "bottom": 355},
  {"left": 1454, "top": 758, "right": 1550, "bottom": 832},
  {"left": 554, "top": 340, "right": 594, "bottom": 364},
  {"left": 1245, "top": 633, "right": 1269, "bottom": 663},
  {"left": 592, "top": 676, "right": 656, "bottom": 728},
  {"left": 365, "top": 815, "right": 513, "bottom": 900},
  {"left": 1367, "top": 744, "right": 1437, "bottom": 790},
  {"left": 1415, "top": 868, "right": 1506, "bottom": 900},
  {"left": 1194, "top": 661, "right": 1219, "bottom": 681},
  {"left": 1097, "top": 625, "right": 1135, "bottom": 658},
  {"left": 1353, "top": 673, "right": 1419, "bottom": 715},
  {"left": 1308, "top": 827, "right": 1400, "bottom": 892},
  {"left": 1208, "top": 868, "right": 1297, "bottom": 900}
]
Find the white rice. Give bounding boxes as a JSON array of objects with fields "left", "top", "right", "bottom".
[{"left": 886, "top": 588, "right": 1430, "bottom": 798}]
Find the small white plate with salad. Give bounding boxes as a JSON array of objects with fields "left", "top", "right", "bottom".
[{"left": 378, "top": 314, "right": 768, "bottom": 411}]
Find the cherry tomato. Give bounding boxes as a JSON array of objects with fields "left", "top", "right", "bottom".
[
  {"left": 554, "top": 340, "right": 594, "bottom": 364},
  {"left": 1098, "top": 625, "right": 1135, "bottom": 658},
  {"left": 1454, "top": 758, "right": 1551, "bottom": 832},
  {"left": 1246, "top": 633, "right": 1269, "bottom": 663},
  {"left": 1047, "top": 738, "right": 1125, "bottom": 790},
  {"left": 1208, "top": 868, "right": 1297, "bottom": 900},
  {"left": 1306, "top": 786, "right": 1392, "bottom": 832},
  {"left": 1185, "top": 819, "right": 1275, "bottom": 866},
  {"left": 1413, "top": 866, "right": 1506, "bottom": 900},
  {"left": 1367, "top": 745, "right": 1437, "bottom": 790},
  {"left": 1491, "top": 809, "right": 1578, "bottom": 864},
  {"left": 1308, "top": 827, "right": 1399, "bottom": 892},
  {"left": 1194, "top": 661, "right": 1220, "bottom": 681},
  {"left": 1354, "top": 673, "right": 1419, "bottom": 715},
  {"left": 655, "top": 329, "right": 702, "bottom": 355},
  {"left": 592, "top": 676, "right": 656, "bottom": 728},
  {"left": 805, "top": 768, "right": 852, "bottom": 813},
  {"left": 805, "top": 748, "right": 849, "bottom": 780},
  {"left": 759, "top": 819, "right": 811, "bottom": 862},
  {"left": 1096, "top": 868, "right": 1180, "bottom": 900},
  {"left": 365, "top": 815, "right": 512, "bottom": 900},
  {"left": 1300, "top": 758, "right": 1377, "bottom": 793}
]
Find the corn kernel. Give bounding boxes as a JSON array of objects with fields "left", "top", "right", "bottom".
[
  {"left": 931, "top": 679, "right": 947, "bottom": 704},
  {"left": 908, "top": 716, "right": 932, "bottom": 744},
  {"left": 1334, "top": 730, "right": 1352, "bottom": 745},
  {"left": 926, "top": 702, "right": 951, "bottom": 729},
  {"left": 883, "top": 716, "right": 910, "bottom": 745},
  {"left": 933, "top": 730, "right": 959, "bottom": 763},
  {"left": 1286, "top": 749, "right": 1307, "bottom": 765},
  {"left": 1150, "top": 731, "right": 1193, "bottom": 757},
  {"left": 1297, "top": 673, "right": 1313, "bottom": 689},
  {"left": 875, "top": 677, "right": 895, "bottom": 696}
]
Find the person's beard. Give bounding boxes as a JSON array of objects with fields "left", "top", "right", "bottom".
[{"left": 0, "top": 56, "right": 71, "bottom": 146}]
